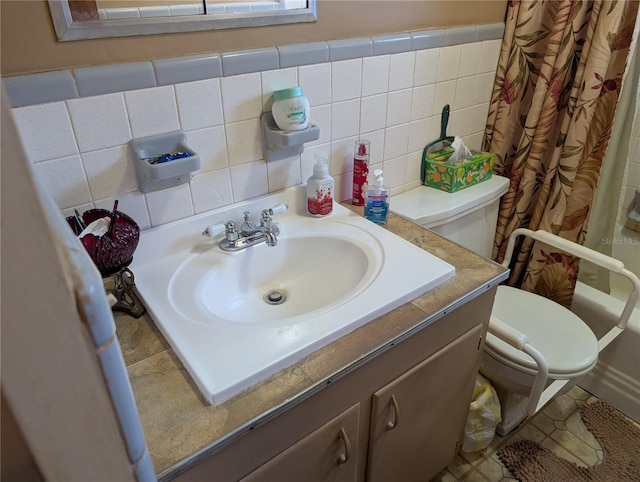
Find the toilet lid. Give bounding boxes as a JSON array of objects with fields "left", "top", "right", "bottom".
[{"left": 485, "top": 286, "right": 599, "bottom": 376}]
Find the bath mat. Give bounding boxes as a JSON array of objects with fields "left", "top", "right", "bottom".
[{"left": 497, "top": 400, "right": 640, "bottom": 481}]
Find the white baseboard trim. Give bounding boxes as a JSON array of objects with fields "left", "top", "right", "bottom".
[{"left": 579, "top": 362, "right": 640, "bottom": 423}]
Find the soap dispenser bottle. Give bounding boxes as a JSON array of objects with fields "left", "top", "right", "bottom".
[
  {"left": 364, "top": 169, "right": 390, "bottom": 224},
  {"left": 307, "top": 154, "right": 334, "bottom": 216}
]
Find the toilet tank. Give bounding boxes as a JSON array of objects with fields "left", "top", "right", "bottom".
[{"left": 391, "top": 176, "right": 510, "bottom": 258}]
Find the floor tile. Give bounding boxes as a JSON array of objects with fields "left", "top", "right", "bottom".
[
  {"left": 530, "top": 412, "right": 555, "bottom": 434},
  {"left": 431, "top": 469, "right": 457, "bottom": 482},
  {"left": 438, "top": 388, "right": 636, "bottom": 482},
  {"left": 549, "top": 427, "right": 601, "bottom": 466},
  {"left": 475, "top": 454, "right": 508, "bottom": 480},
  {"left": 539, "top": 436, "right": 587, "bottom": 467},
  {"left": 446, "top": 454, "right": 475, "bottom": 479},
  {"left": 513, "top": 421, "right": 546, "bottom": 443},
  {"left": 564, "top": 409, "right": 601, "bottom": 450},
  {"left": 543, "top": 393, "right": 579, "bottom": 421},
  {"left": 462, "top": 469, "right": 489, "bottom": 481}
]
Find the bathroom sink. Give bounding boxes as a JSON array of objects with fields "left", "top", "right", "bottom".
[
  {"left": 131, "top": 186, "right": 455, "bottom": 405},
  {"left": 171, "top": 227, "right": 381, "bottom": 325}
]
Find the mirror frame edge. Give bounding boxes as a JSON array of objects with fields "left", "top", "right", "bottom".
[{"left": 48, "top": 0, "right": 317, "bottom": 41}]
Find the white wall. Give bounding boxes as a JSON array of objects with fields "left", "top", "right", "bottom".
[
  {"left": 622, "top": 105, "right": 640, "bottom": 226},
  {"left": 1, "top": 88, "right": 137, "bottom": 481}
]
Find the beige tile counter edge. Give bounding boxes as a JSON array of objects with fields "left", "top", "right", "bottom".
[{"left": 114, "top": 208, "right": 508, "bottom": 478}]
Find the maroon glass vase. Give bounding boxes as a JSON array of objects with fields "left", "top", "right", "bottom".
[{"left": 67, "top": 208, "right": 140, "bottom": 277}]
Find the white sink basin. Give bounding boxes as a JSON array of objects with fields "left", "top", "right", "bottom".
[
  {"left": 131, "top": 186, "right": 455, "bottom": 405},
  {"left": 171, "top": 226, "right": 381, "bottom": 325}
]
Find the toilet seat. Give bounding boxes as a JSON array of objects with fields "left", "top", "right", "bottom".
[{"left": 485, "top": 286, "right": 599, "bottom": 378}]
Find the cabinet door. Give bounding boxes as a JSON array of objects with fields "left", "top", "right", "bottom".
[
  {"left": 241, "top": 403, "right": 360, "bottom": 482},
  {"left": 367, "top": 324, "right": 483, "bottom": 482}
]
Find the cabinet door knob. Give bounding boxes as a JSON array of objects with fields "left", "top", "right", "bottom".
[
  {"left": 337, "top": 427, "right": 351, "bottom": 464},
  {"left": 386, "top": 394, "right": 400, "bottom": 430}
]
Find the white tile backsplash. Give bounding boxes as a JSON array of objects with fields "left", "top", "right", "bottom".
[
  {"left": 470, "top": 103, "right": 491, "bottom": 134},
  {"left": 479, "top": 39, "right": 502, "bottom": 74},
  {"left": 260, "top": 67, "right": 298, "bottom": 111},
  {"left": 298, "top": 63, "right": 331, "bottom": 106},
  {"left": 365, "top": 129, "right": 386, "bottom": 165},
  {"left": 95, "top": 191, "right": 151, "bottom": 230},
  {"left": 458, "top": 43, "right": 483, "bottom": 78},
  {"left": 362, "top": 55, "right": 390, "bottom": 96},
  {"left": 386, "top": 89, "right": 413, "bottom": 127},
  {"left": 383, "top": 154, "right": 407, "bottom": 189},
  {"left": 220, "top": 72, "right": 262, "bottom": 123},
  {"left": 67, "top": 93, "right": 132, "bottom": 152},
  {"left": 230, "top": 160, "right": 268, "bottom": 202},
  {"left": 186, "top": 126, "right": 228, "bottom": 173},
  {"left": 12, "top": 102, "right": 78, "bottom": 163},
  {"left": 454, "top": 76, "right": 478, "bottom": 110},
  {"left": 331, "top": 98, "right": 361, "bottom": 141},
  {"left": 267, "top": 155, "right": 302, "bottom": 192},
  {"left": 300, "top": 144, "right": 322, "bottom": 181},
  {"left": 124, "top": 86, "right": 180, "bottom": 138},
  {"left": 190, "top": 169, "right": 233, "bottom": 214},
  {"left": 449, "top": 106, "right": 473, "bottom": 137},
  {"left": 433, "top": 80, "right": 457, "bottom": 114},
  {"left": 332, "top": 59, "right": 362, "bottom": 102},
  {"left": 436, "top": 45, "right": 461, "bottom": 82},
  {"left": 145, "top": 183, "right": 194, "bottom": 226},
  {"left": 360, "top": 94, "right": 388, "bottom": 134},
  {"left": 32, "top": 155, "right": 91, "bottom": 208},
  {"left": 308, "top": 104, "right": 331, "bottom": 145},
  {"left": 329, "top": 137, "right": 358, "bottom": 177},
  {"left": 408, "top": 117, "right": 432, "bottom": 153},
  {"left": 410, "top": 84, "right": 435, "bottom": 120},
  {"left": 175, "top": 78, "right": 224, "bottom": 130},
  {"left": 388, "top": 52, "right": 415, "bottom": 91},
  {"left": 225, "top": 118, "right": 262, "bottom": 165},
  {"left": 475, "top": 72, "right": 496, "bottom": 104},
  {"left": 12, "top": 39, "right": 498, "bottom": 230},
  {"left": 81, "top": 145, "right": 137, "bottom": 199},
  {"left": 414, "top": 49, "right": 439, "bottom": 86},
  {"left": 383, "top": 124, "right": 410, "bottom": 160},
  {"left": 404, "top": 150, "right": 423, "bottom": 187}
]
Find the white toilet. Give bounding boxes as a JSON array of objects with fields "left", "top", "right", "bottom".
[
  {"left": 391, "top": 177, "right": 638, "bottom": 436},
  {"left": 391, "top": 176, "right": 509, "bottom": 258},
  {"left": 481, "top": 285, "right": 599, "bottom": 434}
]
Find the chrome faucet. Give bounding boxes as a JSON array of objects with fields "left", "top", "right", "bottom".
[{"left": 202, "top": 203, "right": 287, "bottom": 252}]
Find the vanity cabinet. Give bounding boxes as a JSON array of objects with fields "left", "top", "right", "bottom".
[
  {"left": 367, "top": 325, "right": 482, "bottom": 481},
  {"left": 171, "top": 289, "right": 494, "bottom": 482},
  {"left": 241, "top": 403, "right": 360, "bottom": 482}
]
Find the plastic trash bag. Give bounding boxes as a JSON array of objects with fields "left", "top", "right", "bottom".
[{"left": 461, "top": 374, "right": 502, "bottom": 452}]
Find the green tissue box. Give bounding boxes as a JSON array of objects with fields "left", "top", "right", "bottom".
[{"left": 423, "top": 147, "right": 494, "bottom": 193}]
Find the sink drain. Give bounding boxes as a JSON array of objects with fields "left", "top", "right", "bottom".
[{"left": 263, "top": 289, "right": 287, "bottom": 305}]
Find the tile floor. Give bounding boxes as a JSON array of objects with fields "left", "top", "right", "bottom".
[{"left": 432, "top": 386, "right": 639, "bottom": 481}]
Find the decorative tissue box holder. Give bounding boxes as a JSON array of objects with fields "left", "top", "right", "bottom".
[
  {"left": 422, "top": 147, "right": 494, "bottom": 193},
  {"left": 129, "top": 131, "right": 200, "bottom": 193}
]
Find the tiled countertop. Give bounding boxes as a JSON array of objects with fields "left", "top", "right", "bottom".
[{"left": 114, "top": 208, "right": 508, "bottom": 479}]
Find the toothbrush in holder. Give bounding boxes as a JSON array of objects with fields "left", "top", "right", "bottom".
[{"left": 104, "top": 200, "right": 118, "bottom": 247}]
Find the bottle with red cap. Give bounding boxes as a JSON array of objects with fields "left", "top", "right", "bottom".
[{"left": 352, "top": 139, "right": 370, "bottom": 206}]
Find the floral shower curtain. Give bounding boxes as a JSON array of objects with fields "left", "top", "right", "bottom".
[{"left": 484, "top": 0, "right": 639, "bottom": 306}]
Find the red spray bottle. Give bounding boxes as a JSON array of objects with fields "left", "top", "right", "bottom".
[{"left": 352, "top": 140, "right": 370, "bottom": 206}]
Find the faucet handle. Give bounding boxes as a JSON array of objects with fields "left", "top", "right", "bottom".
[
  {"left": 202, "top": 223, "right": 225, "bottom": 238},
  {"left": 241, "top": 211, "right": 257, "bottom": 233},
  {"left": 224, "top": 221, "right": 239, "bottom": 241},
  {"left": 268, "top": 203, "right": 288, "bottom": 216}
]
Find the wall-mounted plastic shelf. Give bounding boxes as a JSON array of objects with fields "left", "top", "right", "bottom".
[
  {"left": 129, "top": 131, "right": 200, "bottom": 193},
  {"left": 261, "top": 112, "right": 320, "bottom": 161}
]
